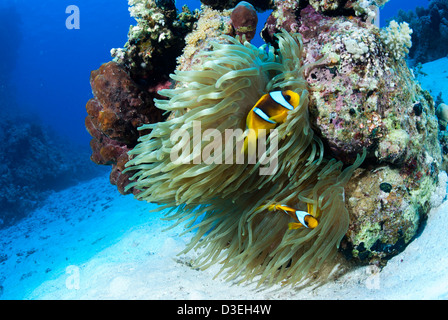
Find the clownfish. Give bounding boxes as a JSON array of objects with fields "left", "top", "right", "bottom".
[
  {"left": 262, "top": 203, "right": 319, "bottom": 230},
  {"left": 242, "top": 90, "right": 301, "bottom": 155}
]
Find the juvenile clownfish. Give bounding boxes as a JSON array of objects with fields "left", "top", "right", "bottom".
[
  {"left": 263, "top": 203, "right": 319, "bottom": 230},
  {"left": 242, "top": 90, "right": 300, "bottom": 155}
]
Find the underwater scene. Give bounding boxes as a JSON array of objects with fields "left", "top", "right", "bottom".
[{"left": 1, "top": 0, "right": 448, "bottom": 301}]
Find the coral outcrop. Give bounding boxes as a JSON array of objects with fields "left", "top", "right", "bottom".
[
  {"left": 85, "top": 0, "right": 446, "bottom": 282},
  {"left": 86, "top": 0, "right": 197, "bottom": 194},
  {"left": 395, "top": 0, "right": 448, "bottom": 64},
  {"left": 111, "top": 0, "right": 197, "bottom": 87},
  {"left": 85, "top": 61, "right": 164, "bottom": 194},
  {"left": 230, "top": 1, "right": 258, "bottom": 42},
  {"left": 262, "top": 3, "right": 443, "bottom": 263},
  {"left": 0, "top": 115, "right": 102, "bottom": 229}
]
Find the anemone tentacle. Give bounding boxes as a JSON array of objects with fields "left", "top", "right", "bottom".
[{"left": 125, "top": 30, "right": 365, "bottom": 285}]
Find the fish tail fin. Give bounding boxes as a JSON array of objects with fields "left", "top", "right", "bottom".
[
  {"left": 288, "top": 222, "right": 304, "bottom": 230},
  {"left": 307, "top": 202, "right": 321, "bottom": 218}
]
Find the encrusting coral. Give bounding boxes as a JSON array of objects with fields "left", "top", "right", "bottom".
[
  {"left": 261, "top": 4, "right": 443, "bottom": 263},
  {"left": 85, "top": 61, "right": 164, "bottom": 194},
  {"left": 111, "top": 0, "right": 197, "bottom": 86},
  {"left": 177, "top": 6, "right": 232, "bottom": 71},
  {"left": 200, "top": 0, "right": 273, "bottom": 11},
  {"left": 125, "top": 30, "right": 365, "bottom": 285}
]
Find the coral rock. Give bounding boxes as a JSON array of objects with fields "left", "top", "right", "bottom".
[
  {"left": 299, "top": 7, "right": 442, "bottom": 262},
  {"left": 85, "top": 61, "right": 163, "bottom": 194},
  {"left": 230, "top": 1, "right": 258, "bottom": 42},
  {"left": 262, "top": 3, "right": 443, "bottom": 263},
  {"left": 342, "top": 166, "right": 445, "bottom": 263},
  {"left": 85, "top": 0, "right": 446, "bottom": 277},
  {"left": 111, "top": 0, "right": 197, "bottom": 85}
]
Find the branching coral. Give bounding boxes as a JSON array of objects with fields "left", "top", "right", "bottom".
[
  {"left": 381, "top": 20, "right": 413, "bottom": 60},
  {"left": 125, "top": 31, "right": 365, "bottom": 285}
]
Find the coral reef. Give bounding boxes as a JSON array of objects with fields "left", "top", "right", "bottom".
[
  {"left": 86, "top": 0, "right": 197, "bottom": 194},
  {"left": 230, "top": 1, "right": 258, "bottom": 42},
  {"left": 111, "top": 0, "right": 197, "bottom": 87},
  {"left": 85, "top": 61, "right": 164, "bottom": 194},
  {"left": 261, "top": 4, "right": 442, "bottom": 264},
  {"left": 395, "top": 0, "right": 448, "bottom": 64},
  {"left": 125, "top": 31, "right": 365, "bottom": 286},
  {"left": 0, "top": 115, "right": 103, "bottom": 229},
  {"left": 85, "top": 0, "right": 446, "bottom": 283}
]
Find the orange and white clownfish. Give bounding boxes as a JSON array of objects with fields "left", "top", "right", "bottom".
[
  {"left": 263, "top": 203, "right": 319, "bottom": 230},
  {"left": 242, "top": 90, "right": 301, "bottom": 154}
]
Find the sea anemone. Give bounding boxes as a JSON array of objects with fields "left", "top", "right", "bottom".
[{"left": 125, "top": 30, "right": 365, "bottom": 286}]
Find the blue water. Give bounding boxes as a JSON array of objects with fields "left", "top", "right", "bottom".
[
  {"left": 0, "top": 0, "right": 442, "bottom": 300},
  {"left": 1, "top": 0, "right": 427, "bottom": 147}
]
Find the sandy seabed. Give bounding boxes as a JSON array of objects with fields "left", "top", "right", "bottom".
[
  {"left": 0, "top": 171, "right": 447, "bottom": 300},
  {"left": 1, "top": 58, "right": 448, "bottom": 300}
]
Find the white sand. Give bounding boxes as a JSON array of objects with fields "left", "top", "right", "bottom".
[
  {"left": 0, "top": 170, "right": 446, "bottom": 300},
  {"left": 417, "top": 57, "right": 448, "bottom": 102},
  {"left": 1, "top": 58, "right": 448, "bottom": 300}
]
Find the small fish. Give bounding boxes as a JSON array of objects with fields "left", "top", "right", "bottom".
[
  {"left": 242, "top": 90, "right": 300, "bottom": 154},
  {"left": 263, "top": 203, "right": 319, "bottom": 230}
]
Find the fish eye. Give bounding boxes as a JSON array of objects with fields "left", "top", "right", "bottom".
[{"left": 284, "top": 95, "right": 291, "bottom": 101}]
